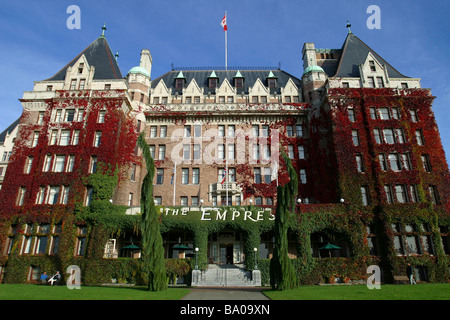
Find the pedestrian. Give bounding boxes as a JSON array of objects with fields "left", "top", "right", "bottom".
[{"left": 406, "top": 263, "right": 416, "bottom": 285}]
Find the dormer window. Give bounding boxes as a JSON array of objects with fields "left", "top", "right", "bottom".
[
  {"left": 235, "top": 78, "right": 243, "bottom": 88},
  {"left": 369, "top": 60, "right": 376, "bottom": 72},
  {"left": 78, "top": 63, "right": 84, "bottom": 74},
  {"left": 268, "top": 78, "right": 277, "bottom": 88},
  {"left": 175, "top": 79, "right": 184, "bottom": 89},
  {"left": 209, "top": 78, "right": 218, "bottom": 88}
]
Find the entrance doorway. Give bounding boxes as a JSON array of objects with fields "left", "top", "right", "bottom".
[{"left": 208, "top": 230, "right": 243, "bottom": 265}]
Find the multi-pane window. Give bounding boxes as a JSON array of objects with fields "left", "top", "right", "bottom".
[
  {"left": 160, "top": 126, "right": 167, "bottom": 137},
  {"left": 388, "top": 153, "right": 401, "bottom": 171},
  {"left": 383, "top": 129, "right": 395, "bottom": 144},
  {"left": 89, "top": 156, "right": 97, "bottom": 173},
  {"left": 429, "top": 185, "right": 440, "bottom": 204},
  {"left": 410, "top": 110, "right": 418, "bottom": 123},
  {"left": 183, "top": 144, "right": 191, "bottom": 160},
  {"left": 384, "top": 185, "right": 394, "bottom": 204},
  {"left": 254, "top": 168, "right": 261, "bottom": 184},
  {"left": 379, "top": 154, "right": 387, "bottom": 171},
  {"left": 158, "top": 145, "right": 166, "bottom": 160},
  {"left": 17, "top": 187, "right": 26, "bottom": 206},
  {"left": 348, "top": 108, "right": 355, "bottom": 122},
  {"left": 98, "top": 111, "right": 105, "bottom": 123},
  {"left": 54, "top": 155, "right": 65, "bottom": 172},
  {"left": 181, "top": 168, "right": 189, "bottom": 184},
  {"left": 415, "top": 130, "right": 424, "bottom": 146},
  {"left": 66, "top": 155, "right": 75, "bottom": 172},
  {"left": 288, "top": 145, "right": 294, "bottom": 159},
  {"left": 298, "top": 145, "right": 305, "bottom": 159},
  {"left": 192, "top": 168, "right": 200, "bottom": 184},
  {"left": 150, "top": 126, "right": 157, "bottom": 138},
  {"left": 299, "top": 169, "right": 307, "bottom": 184},
  {"left": 48, "top": 186, "right": 60, "bottom": 205},
  {"left": 373, "top": 129, "right": 382, "bottom": 144},
  {"left": 264, "top": 167, "right": 271, "bottom": 184},
  {"left": 156, "top": 169, "right": 164, "bottom": 184},
  {"left": 32, "top": 132, "right": 39, "bottom": 147},
  {"left": 395, "top": 185, "right": 407, "bottom": 203},
  {"left": 24, "top": 156, "right": 33, "bottom": 174},
  {"left": 421, "top": 154, "right": 432, "bottom": 172}
]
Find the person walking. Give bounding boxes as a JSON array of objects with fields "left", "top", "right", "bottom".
[{"left": 406, "top": 263, "right": 416, "bottom": 284}]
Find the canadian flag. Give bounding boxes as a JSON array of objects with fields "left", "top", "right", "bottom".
[{"left": 221, "top": 15, "right": 227, "bottom": 31}]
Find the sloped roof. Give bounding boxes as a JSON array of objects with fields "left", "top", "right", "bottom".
[
  {"left": 0, "top": 118, "right": 20, "bottom": 144},
  {"left": 44, "top": 36, "right": 123, "bottom": 81},
  {"left": 151, "top": 69, "right": 302, "bottom": 94},
  {"left": 333, "top": 32, "right": 408, "bottom": 78}
]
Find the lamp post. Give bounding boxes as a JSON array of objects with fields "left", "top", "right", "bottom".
[
  {"left": 253, "top": 247, "right": 258, "bottom": 270},
  {"left": 194, "top": 247, "right": 199, "bottom": 270},
  {"left": 200, "top": 198, "right": 204, "bottom": 208}
]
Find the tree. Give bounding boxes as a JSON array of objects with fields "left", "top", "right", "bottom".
[
  {"left": 138, "top": 132, "right": 167, "bottom": 291},
  {"left": 270, "top": 151, "right": 299, "bottom": 290}
]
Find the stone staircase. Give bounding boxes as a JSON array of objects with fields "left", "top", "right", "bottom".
[{"left": 192, "top": 264, "right": 261, "bottom": 287}]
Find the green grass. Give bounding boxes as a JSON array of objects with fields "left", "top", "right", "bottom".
[
  {"left": 263, "top": 283, "right": 450, "bottom": 300},
  {"left": 0, "top": 284, "right": 191, "bottom": 300}
]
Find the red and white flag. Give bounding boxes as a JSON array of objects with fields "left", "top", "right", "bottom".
[{"left": 220, "top": 15, "right": 227, "bottom": 31}]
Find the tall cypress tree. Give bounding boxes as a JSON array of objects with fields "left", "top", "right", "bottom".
[
  {"left": 138, "top": 132, "right": 167, "bottom": 291},
  {"left": 270, "top": 151, "right": 299, "bottom": 290}
]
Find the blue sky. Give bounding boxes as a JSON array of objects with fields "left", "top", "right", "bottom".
[{"left": 1, "top": 0, "right": 449, "bottom": 163}]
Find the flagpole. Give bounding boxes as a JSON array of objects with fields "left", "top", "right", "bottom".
[
  {"left": 226, "top": 155, "right": 229, "bottom": 205},
  {"left": 172, "top": 161, "right": 177, "bottom": 206},
  {"left": 225, "top": 11, "right": 227, "bottom": 71}
]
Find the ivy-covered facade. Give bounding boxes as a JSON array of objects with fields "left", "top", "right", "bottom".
[{"left": 0, "top": 28, "right": 449, "bottom": 286}]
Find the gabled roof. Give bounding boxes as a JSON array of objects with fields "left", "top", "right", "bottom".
[
  {"left": 44, "top": 36, "right": 123, "bottom": 81},
  {"left": 333, "top": 32, "right": 408, "bottom": 78},
  {"left": 151, "top": 69, "right": 302, "bottom": 95},
  {"left": 0, "top": 118, "right": 20, "bottom": 144}
]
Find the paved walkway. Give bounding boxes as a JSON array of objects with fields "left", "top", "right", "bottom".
[{"left": 181, "top": 287, "right": 270, "bottom": 300}]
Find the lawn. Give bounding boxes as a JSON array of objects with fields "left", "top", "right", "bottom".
[
  {"left": 0, "top": 284, "right": 191, "bottom": 300},
  {"left": 263, "top": 283, "right": 450, "bottom": 300}
]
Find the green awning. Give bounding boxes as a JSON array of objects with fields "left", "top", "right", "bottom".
[
  {"left": 319, "top": 243, "right": 341, "bottom": 250},
  {"left": 172, "top": 244, "right": 192, "bottom": 250},
  {"left": 122, "top": 244, "right": 140, "bottom": 250}
]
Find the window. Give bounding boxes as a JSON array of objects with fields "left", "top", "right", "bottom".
[
  {"left": 17, "top": 187, "right": 26, "bottom": 206},
  {"left": 192, "top": 168, "right": 200, "bottom": 184},
  {"left": 209, "top": 78, "right": 218, "bottom": 88},
  {"left": 182, "top": 168, "right": 189, "bottom": 184},
  {"left": 401, "top": 153, "right": 411, "bottom": 170},
  {"left": 228, "top": 168, "right": 236, "bottom": 182},
  {"left": 254, "top": 168, "right": 261, "bottom": 184},
  {"left": 296, "top": 125, "right": 303, "bottom": 137},
  {"left": 429, "top": 185, "right": 440, "bottom": 204},
  {"left": 160, "top": 126, "right": 167, "bottom": 137},
  {"left": 193, "top": 144, "right": 201, "bottom": 160},
  {"left": 298, "top": 145, "right": 305, "bottom": 159},
  {"left": 154, "top": 197, "right": 162, "bottom": 205},
  {"left": 85, "top": 187, "right": 93, "bottom": 206},
  {"left": 36, "top": 187, "right": 45, "bottom": 204},
  {"left": 36, "top": 236, "right": 48, "bottom": 254},
  {"left": 75, "top": 237, "right": 86, "bottom": 256},
  {"left": 70, "top": 79, "right": 77, "bottom": 90},
  {"left": 130, "top": 164, "right": 137, "bottom": 181},
  {"left": 252, "top": 144, "right": 260, "bottom": 160},
  {"left": 66, "top": 155, "right": 75, "bottom": 172},
  {"left": 255, "top": 197, "right": 263, "bottom": 205},
  {"left": 361, "top": 186, "right": 370, "bottom": 205},
  {"left": 43, "top": 154, "right": 52, "bottom": 172},
  {"left": 228, "top": 144, "right": 235, "bottom": 160},
  {"left": 98, "top": 111, "right": 105, "bottom": 123},
  {"left": 65, "top": 109, "right": 75, "bottom": 122},
  {"left": 48, "top": 186, "right": 60, "bottom": 205},
  {"left": 370, "top": 108, "right": 377, "bottom": 120},
  {"left": 415, "top": 130, "right": 424, "bottom": 146},
  {"left": 46, "top": 85, "right": 53, "bottom": 91},
  {"left": 180, "top": 196, "right": 188, "bottom": 206},
  {"left": 183, "top": 144, "right": 191, "bottom": 160},
  {"left": 395, "top": 185, "right": 407, "bottom": 203},
  {"left": 379, "top": 154, "right": 387, "bottom": 171},
  {"left": 54, "top": 155, "right": 65, "bottom": 172},
  {"left": 352, "top": 130, "right": 360, "bottom": 146},
  {"left": 410, "top": 110, "right": 418, "bottom": 123},
  {"left": 175, "top": 79, "right": 184, "bottom": 89},
  {"left": 348, "top": 108, "right": 355, "bottom": 122},
  {"left": 401, "top": 83, "right": 409, "bottom": 89},
  {"left": 378, "top": 108, "right": 390, "bottom": 120},
  {"left": 384, "top": 185, "right": 394, "bottom": 204},
  {"left": 32, "top": 132, "right": 39, "bottom": 147},
  {"left": 286, "top": 126, "right": 294, "bottom": 137},
  {"left": 367, "top": 77, "right": 375, "bottom": 88},
  {"left": 388, "top": 153, "right": 401, "bottom": 171},
  {"left": 184, "top": 125, "right": 191, "bottom": 138},
  {"left": 376, "top": 77, "right": 384, "bottom": 88},
  {"left": 383, "top": 129, "right": 395, "bottom": 144},
  {"left": 342, "top": 82, "right": 350, "bottom": 88},
  {"left": 263, "top": 167, "right": 271, "bottom": 184},
  {"left": 72, "top": 130, "right": 80, "bottom": 145},
  {"left": 219, "top": 96, "right": 225, "bottom": 103},
  {"left": 356, "top": 154, "right": 365, "bottom": 173},
  {"left": 218, "top": 125, "right": 225, "bottom": 137},
  {"left": 156, "top": 169, "right": 164, "bottom": 184},
  {"left": 158, "top": 145, "right": 165, "bottom": 160},
  {"left": 89, "top": 156, "right": 97, "bottom": 173},
  {"left": 24, "top": 157, "right": 33, "bottom": 174},
  {"left": 392, "top": 108, "right": 400, "bottom": 120},
  {"left": 288, "top": 145, "right": 294, "bottom": 159},
  {"left": 60, "top": 130, "right": 70, "bottom": 146},
  {"left": 193, "top": 125, "right": 201, "bottom": 138},
  {"left": 369, "top": 60, "right": 376, "bottom": 71},
  {"left": 128, "top": 193, "right": 133, "bottom": 206},
  {"left": 268, "top": 78, "right": 277, "bottom": 88},
  {"left": 104, "top": 84, "right": 111, "bottom": 90},
  {"left": 37, "top": 112, "right": 45, "bottom": 124},
  {"left": 77, "top": 109, "right": 84, "bottom": 122},
  {"left": 94, "top": 132, "right": 102, "bottom": 147},
  {"left": 78, "top": 79, "right": 85, "bottom": 90},
  {"left": 235, "top": 78, "right": 243, "bottom": 88},
  {"left": 421, "top": 154, "right": 432, "bottom": 172},
  {"left": 299, "top": 169, "right": 307, "bottom": 184},
  {"left": 373, "top": 129, "right": 382, "bottom": 144},
  {"left": 150, "top": 126, "right": 157, "bottom": 138},
  {"left": 410, "top": 185, "right": 420, "bottom": 203},
  {"left": 78, "top": 63, "right": 84, "bottom": 74},
  {"left": 261, "top": 125, "right": 268, "bottom": 137},
  {"left": 395, "top": 129, "right": 405, "bottom": 144}
]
